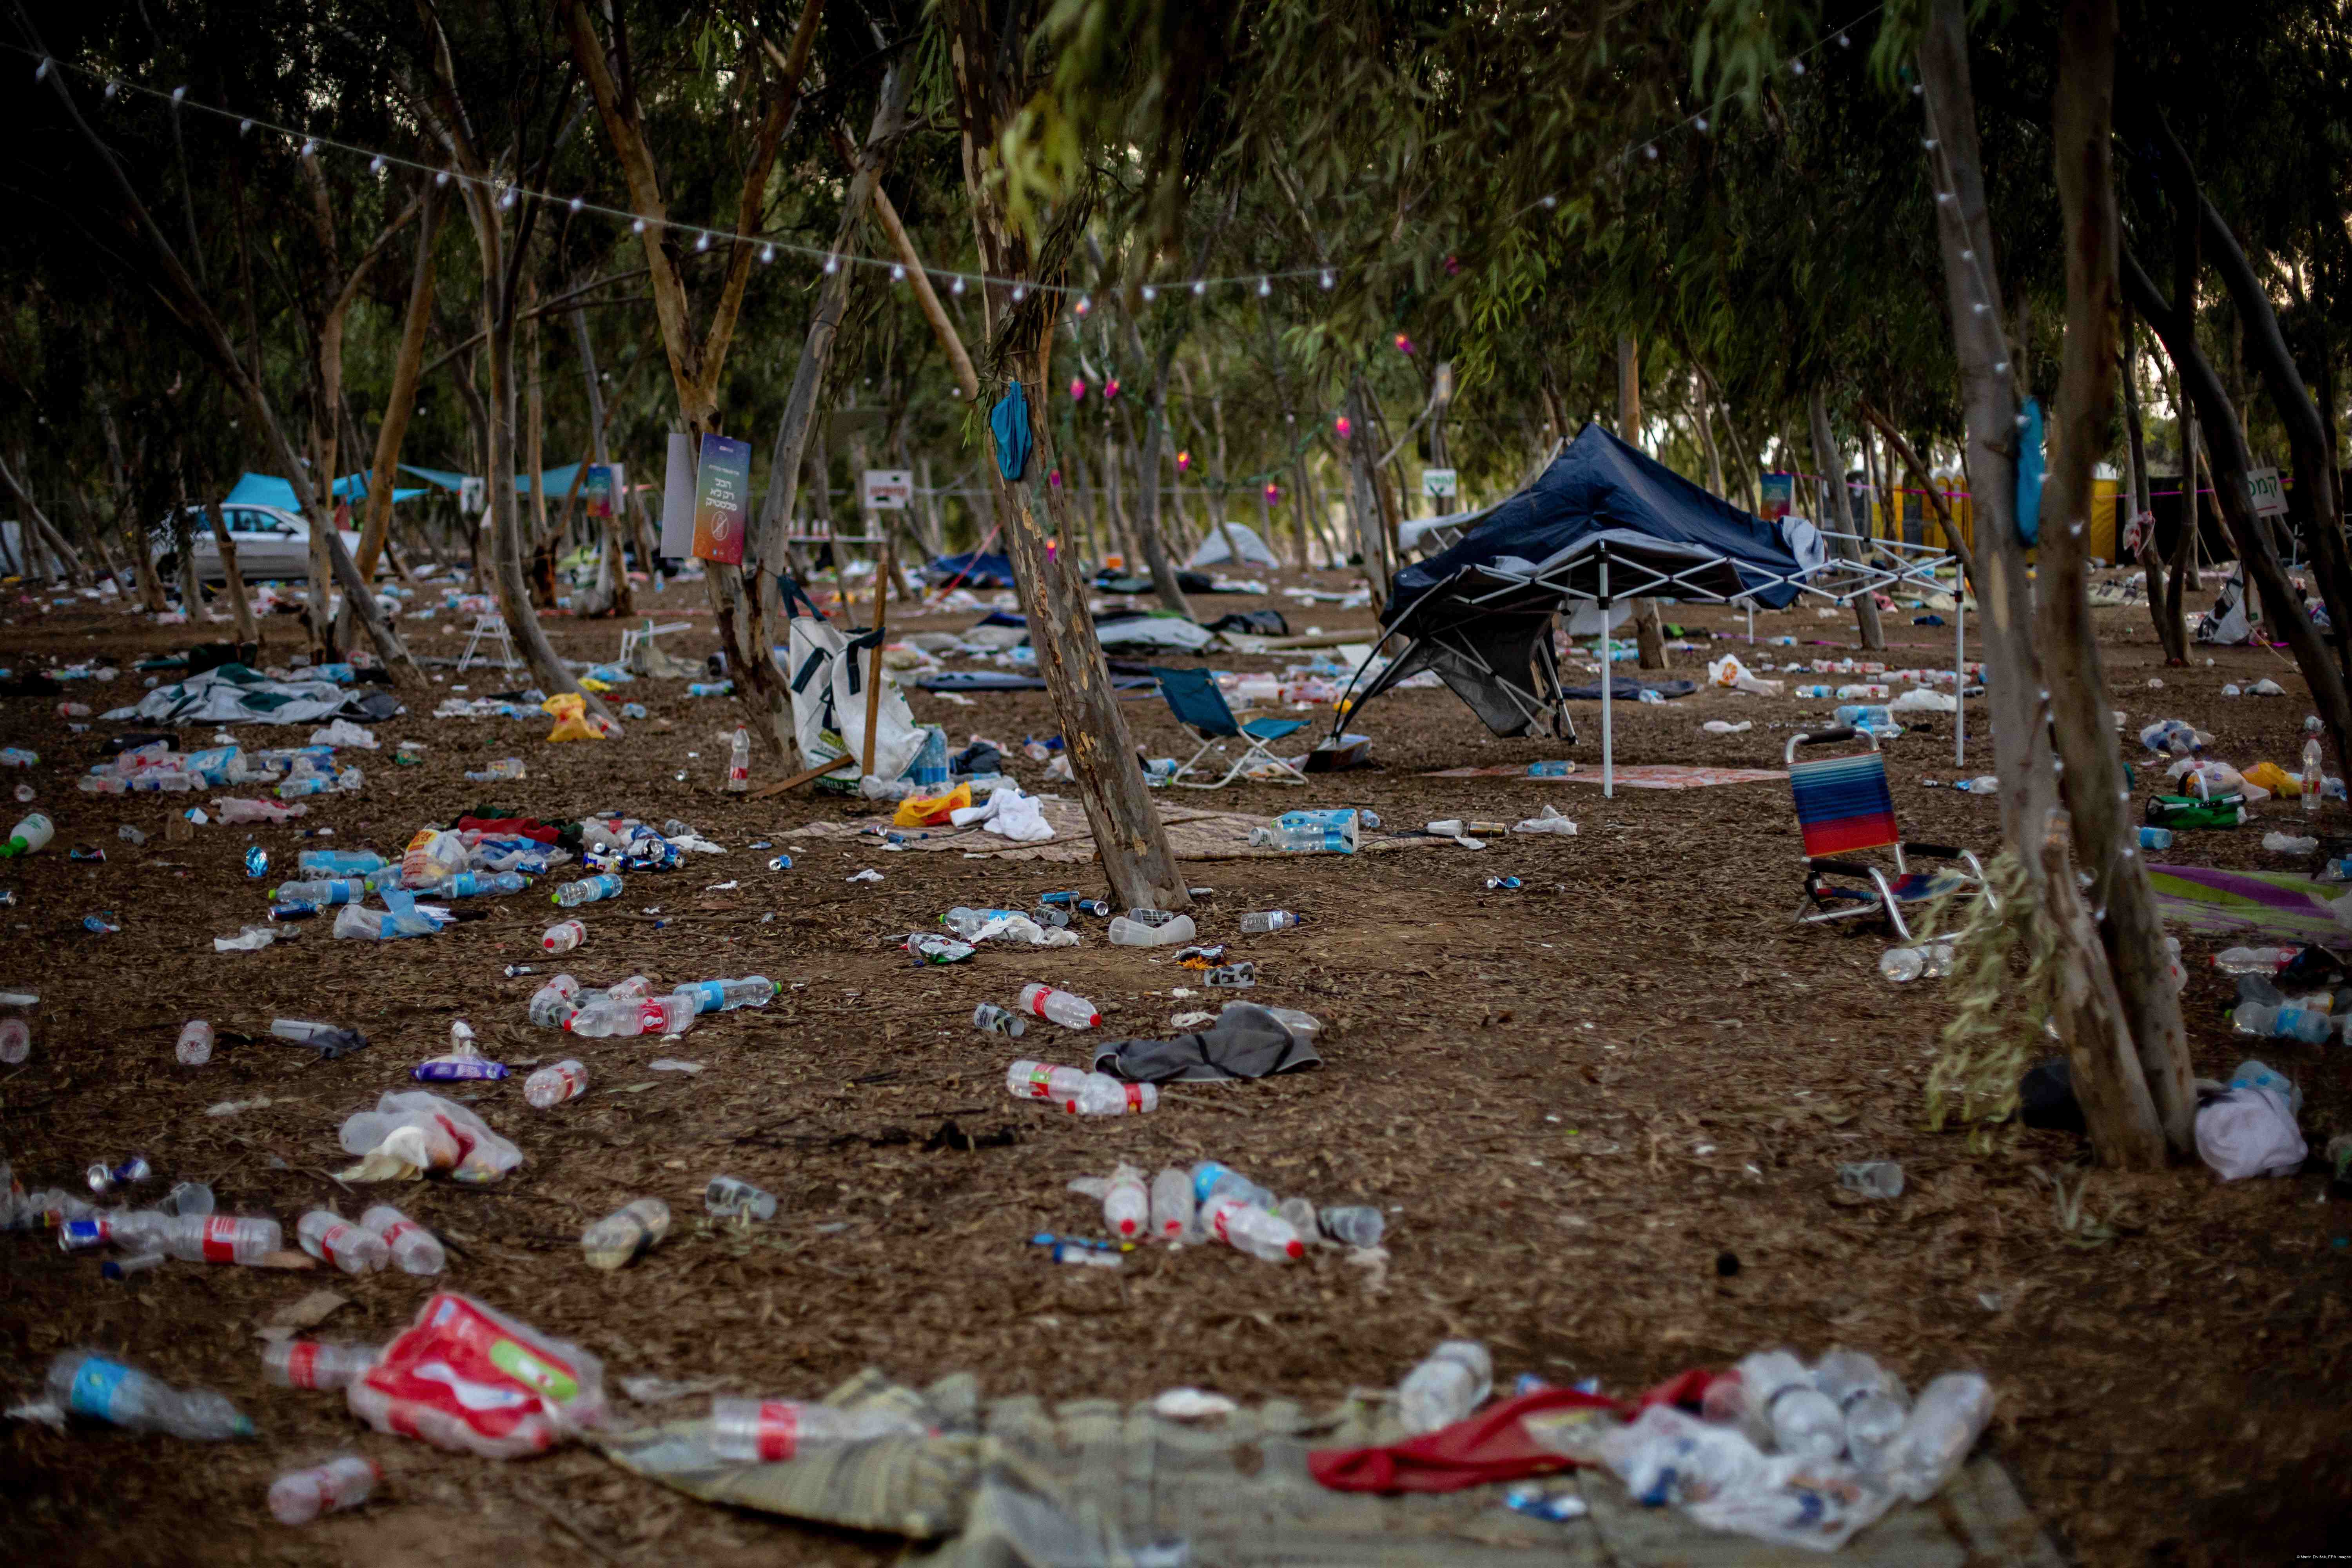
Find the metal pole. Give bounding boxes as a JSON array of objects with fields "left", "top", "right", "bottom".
[
  {"left": 1954, "top": 573, "right": 1967, "bottom": 768},
  {"left": 1599, "top": 557, "right": 1613, "bottom": 799}
]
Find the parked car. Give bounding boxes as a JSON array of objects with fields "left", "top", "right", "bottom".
[{"left": 151, "top": 505, "right": 363, "bottom": 583}]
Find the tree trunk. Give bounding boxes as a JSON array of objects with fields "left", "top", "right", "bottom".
[
  {"left": 204, "top": 500, "right": 261, "bottom": 648},
  {"left": 572, "top": 307, "right": 633, "bottom": 618},
  {"left": 1919, "top": 0, "right": 2058, "bottom": 867},
  {"left": 1130, "top": 341, "right": 1192, "bottom": 615},
  {"left": 2040, "top": 826, "right": 2169, "bottom": 1168},
  {"left": 358, "top": 185, "right": 437, "bottom": 579},
  {"left": 2123, "top": 318, "right": 2187, "bottom": 662},
  {"left": 1808, "top": 387, "right": 1884, "bottom": 650},
  {"left": 2044, "top": 0, "right": 2194, "bottom": 1156},
  {"left": 1617, "top": 334, "right": 1668, "bottom": 669},
  {"left": 0, "top": 450, "right": 85, "bottom": 586},
  {"left": 1343, "top": 379, "right": 1396, "bottom": 603}
]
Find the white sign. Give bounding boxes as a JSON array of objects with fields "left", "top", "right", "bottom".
[
  {"left": 1421, "top": 466, "right": 1458, "bottom": 499},
  {"left": 862, "top": 469, "right": 914, "bottom": 511},
  {"left": 2248, "top": 466, "right": 2288, "bottom": 518},
  {"left": 657, "top": 432, "right": 695, "bottom": 557}
]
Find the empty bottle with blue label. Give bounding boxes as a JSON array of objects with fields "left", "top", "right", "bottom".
[
  {"left": 445, "top": 871, "right": 527, "bottom": 899},
  {"left": 1191, "top": 1160, "right": 1277, "bottom": 1209},
  {"left": 47, "top": 1350, "right": 254, "bottom": 1439},
  {"left": 551, "top": 873, "right": 624, "bottom": 907},
  {"left": 273, "top": 878, "right": 369, "bottom": 907},
  {"left": 2232, "top": 1004, "right": 2331, "bottom": 1045},
  {"left": 675, "top": 977, "right": 779, "bottom": 1014},
  {"left": 297, "top": 849, "right": 385, "bottom": 876}
]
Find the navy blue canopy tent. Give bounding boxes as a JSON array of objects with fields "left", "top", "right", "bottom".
[
  {"left": 1338, "top": 423, "right": 1822, "bottom": 771},
  {"left": 922, "top": 550, "right": 1017, "bottom": 589}
]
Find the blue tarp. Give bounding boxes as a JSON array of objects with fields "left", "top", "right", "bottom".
[
  {"left": 1388, "top": 422, "right": 1809, "bottom": 617},
  {"left": 923, "top": 551, "right": 1018, "bottom": 588},
  {"left": 399, "top": 464, "right": 472, "bottom": 491},
  {"left": 399, "top": 463, "right": 582, "bottom": 495},
  {"left": 223, "top": 471, "right": 423, "bottom": 510}
]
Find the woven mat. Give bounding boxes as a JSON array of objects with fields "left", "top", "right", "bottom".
[{"left": 785, "top": 799, "right": 1464, "bottom": 864}]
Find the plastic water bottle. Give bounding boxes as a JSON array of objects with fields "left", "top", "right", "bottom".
[
  {"left": 1202, "top": 1193, "right": 1305, "bottom": 1262},
  {"left": 269, "top": 1454, "right": 381, "bottom": 1524},
  {"left": 1731, "top": 1350, "right": 1847, "bottom": 1461},
  {"left": 2214, "top": 945, "right": 2299, "bottom": 974},
  {"left": 543, "top": 919, "right": 587, "bottom": 953},
  {"left": 2232, "top": 1003, "right": 2331, "bottom": 1044},
  {"left": 526, "top": 1060, "right": 590, "bottom": 1106},
  {"left": 2263, "top": 831, "right": 2319, "bottom": 855},
  {"left": 2229, "top": 1057, "right": 2305, "bottom": 1114},
  {"left": 707, "top": 1397, "right": 929, "bottom": 1462},
  {"left": 1319, "top": 1206, "right": 1385, "bottom": 1247},
  {"left": 0, "top": 1016, "right": 24, "bottom": 1066},
  {"left": 1018, "top": 982, "right": 1100, "bottom": 1029},
  {"left": 261, "top": 1339, "right": 381, "bottom": 1390},
  {"left": 1248, "top": 819, "right": 1355, "bottom": 853},
  {"left": 1879, "top": 941, "right": 1954, "bottom": 983},
  {"left": 361, "top": 1205, "right": 445, "bottom": 1275},
  {"left": 446, "top": 871, "right": 527, "bottom": 898},
  {"left": 705, "top": 1175, "right": 778, "bottom": 1220},
  {"left": 1191, "top": 1160, "right": 1277, "bottom": 1209},
  {"left": 1241, "top": 910, "right": 1302, "bottom": 933},
  {"left": 552, "top": 873, "right": 623, "bottom": 907},
  {"left": 581, "top": 1197, "right": 669, "bottom": 1270},
  {"left": 1397, "top": 1341, "right": 1493, "bottom": 1434},
  {"left": 726, "top": 726, "right": 751, "bottom": 792},
  {"left": 1950, "top": 776, "right": 2001, "bottom": 794},
  {"left": 1839, "top": 1161, "right": 1906, "bottom": 1198},
  {"left": 1072, "top": 1073, "right": 1158, "bottom": 1116},
  {"left": 2306, "top": 739, "right": 2325, "bottom": 815},
  {"left": 1103, "top": 1164, "right": 1149, "bottom": 1239},
  {"left": 0, "top": 811, "right": 55, "bottom": 858},
  {"left": 529, "top": 976, "right": 582, "bottom": 1029},
  {"left": 153, "top": 1213, "right": 282, "bottom": 1265},
  {"left": 1814, "top": 1350, "right": 1910, "bottom": 1468},
  {"left": 1005, "top": 1059, "right": 1089, "bottom": 1104},
  {"left": 47, "top": 1350, "right": 253, "bottom": 1439},
  {"left": 1108, "top": 913, "right": 1196, "bottom": 946},
  {"left": 2139, "top": 826, "right": 2173, "bottom": 850},
  {"left": 298, "top": 1211, "right": 390, "bottom": 1274},
  {"left": 171, "top": 1018, "right": 214, "bottom": 1066},
  {"left": 1150, "top": 1167, "right": 1196, "bottom": 1240},
  {"left": 676, "top": 976, "right": 778, "bottom": 1013},
  {"left": 1528, "top": 760, "right": 1574, "bottom": 777},
  {"left": 297, "top": 850, "right": 384, "bottom": 876},
  {"left": 1870, "top": 1373, "right": 1994, "bottom": 1501},
  {"left": 272, "top": 878, "right": 367, "bottom": 906}
]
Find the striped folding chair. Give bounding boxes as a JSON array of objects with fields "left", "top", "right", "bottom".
[{"left": 1788, "top": 727, "right": 1984, "bottom": 940}]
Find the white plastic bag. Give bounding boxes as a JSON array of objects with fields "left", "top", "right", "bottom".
[
  {"left": 338, "top": 1091, "right": 524, "bottom": 1185},
  {"left": 1513, "top": 806, "right": 1579, "bottom": 837},
  {"left": 2195, "top": 1085, "right": 2307, "bottom": 1180},
  {"left": 783, "top": 617, "right": 923, "bottom": 784},
  {"left": 951, "top": 783, "right": 1056, "bottom": 843},
  {"left": 1886, "top": 688, "right": 1957, "bottom": 714},
  {"left": 1704, "top": 654, "right": 1784, "bottom": 697}
]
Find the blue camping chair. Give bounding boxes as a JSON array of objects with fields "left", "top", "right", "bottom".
[{"left": 1148, "top": 667, "right": 1309, "bottom": 788}]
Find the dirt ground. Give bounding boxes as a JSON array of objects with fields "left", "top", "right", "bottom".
[{"left": 0, "top": 564, "right": 2348, "bottom": 1568}]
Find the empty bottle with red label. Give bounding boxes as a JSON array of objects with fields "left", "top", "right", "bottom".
[
  {"left": 543, "top": 920, "right": 587, "bottom": 954},
  {"left": 176, "top": 1019, "right": 213, "bottom": 1065},
  {"left": 1103, "top": 1163, "right": 1149, "bottom": 1239},
  {"left": 528, "top": 975, "right": 582, "bottom": 1028},
  {"left": 298, "top": 1211, "right": 389, "bottom": 1274},
  {"left": 1070, "top": 1073, "right": 1157, "bottom": 1116},
  {"left": 269, "top": 1454, "right": 381, "bottom": 1524},
  {"left": 1004, "top": 1059, "right": 1088, "bottom": 1104},
  {"left": 1018, "top": 982, "right": 1100, "bottom": 1029},
  {"left": 725, "top": 726, "right": 751, "bottom": 792},
  {"left": 361, "top": 1204, "right": 446, "bottom": 1275},
  {"left": 706, "top": 1397, "right": 930, "bottom": 1462},
  {"left": 525, "top": 1060, "right": 590, "bottom": 1107},
  {"left": 1203, "top": 1194, "right": 1304, "bottom": 1262},
  {"left": 153, "top": 1213, "right": 281, "bottom": 1265},
  {"left": 261, "top": 1340, "right": 381, "bottom": 1390},
  {"left": 1150, "top": 1167, "right": 1195, "bottom": 1240}
]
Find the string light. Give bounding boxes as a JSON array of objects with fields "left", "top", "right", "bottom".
[
  {"left": 103, "top": 80, "right": 118, "bottom": 99},
  {"left": 370, "top": 155, "right": 387, "bottom": 176},
  {"left": 631, "top": 217, "right": 645, "bottom": 233},
  {"left": 171, "top": 85, "right": 185, "bottom": 103},
  {"left": 238, "top": 118, "right": 252, "bottom": 134},
  {"left": 1319, "top": 269, "right": 1336, "bottom": 289},
  {"left": 1256, "top": 276, "right": 1271, "bottom": 297},
  {"left": 823, "top": 253, "right": 838, "bottom": 274},
  {"left": 1790, "top": 58, "right": 1806, "bottom": 75},
  {"left": 951, "top": 276, "right": 965, "bottom": 296},
  {"left": 299, "top": 138, "right": 317, "bottom": 158},
  {"left": 693, "top": 230, "right": 710, "bottom": 251},
  {"left": 567, "top": 195, "right": 582, "bottom": 212},
  {"left": 34, "top": 58, "right": 48, "bottom": 81},
  {"left": 434, "top": 170, "right": 449, "bottom": 187},
  {"left": 1334, "top": 415, "right": 1352, "bottom": 440},
  {"left": 1140, "top": 283, "right": 1157, "bottom": 303},
  {"left": 1011, "top": 284, "right": 1026, "bottom": 302},
  {"left": 890, "top": 263, "right": 906, "bottom": 282},
  {"left": 1191, "top": 280, "right": 1206, "bottom": 297},
  {"left": 1694, "top": 114, "right": 1709, "bottom": 132},
  {"left": 1103, "top": 378, "right": 1120, "bottom": 401},
  {"left": 1176, "top": 450, "right": 1191, "bottom": 471},
  {"left": 1073, "top": 293, "right": 1090, "bottom": 316},
  {"left": 1068, "top": 377, "right": 1087, "bottom": 401}
]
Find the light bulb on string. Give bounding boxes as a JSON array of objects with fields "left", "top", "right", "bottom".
[
  {"left": 1069, "top": 378, "right": 1087, "bottom": 402},
  {"left": 951, "top": 275, "right": 966, "bottom": 296},
  {"left": 1539, "top": 195, "right": 1557, "bottom": 209},
  {"left": 300, "top": 139, "right": 318, "bottom": 159},
  {"left": 1140, "top": 283, "right": 1157, "bottom": 303},
  {"left": 1394, "top": 332, "right": 1416, "bottom": 356},
  {"left": 171, "top": 86, "right": 186, "bottom": 103},
  {"left": 499, "top": 186, "right": 517, "bottom": 210},
  {"left": 1103, "top": 378, "right": 1120, "bottom": 401},
  {"left": 759, "top": 244, "right": 775, "bottom": 264},
  {"left": 1073, "top": 294, "right": 1091, "bottom": 316},
  {"left": 239, "top": 118, "right": 253, "bottom": 134},
  {"left": 694, "top": 231, "right": 711, "bottom": 252},
  {"left": 1838, "top": 32, "right": 1851, "bottom": 46},
  {"left": 632, "top": 218, "right": 646, "bottom": 233},
  {"left": 1319, "top": 269, "right": 1336, "bottom": 289},
  {"left": 1176, "top": 450, "right": 1192, "bottom": 472},
  {"left": 824, "top": 253, "right": 839, "bottom": 274},
  {"left": 1191, "top": 279, "right": 1206, "bottom": 297},
  {"left": 34, "top": 58, "right": 49, "bottom": 82},
  {"left": 1256, "top": 276, "right": 1271, "bottom": 297},
  {"left": 1334, "top": 415, "right": 1352, "bottom": 440},
  {"left": 1790, "top": 58, "right": 1806, "bottom": 76},
  {"left": 1011, "top": 284, "right": 1026, "bottom": 302},
  {"left": 1644, "top": 143, "right": 1658, "bottom": 160},
  {"left": 1263, "top": 481, "right": 1281, "bottom": 505},
  {"left": 435, "top": 170, "right": 450, "bottom": 187},
  {"left": 890, "top": 263, "right": 906, "bottom": 283},
  {"left": 371, "top": 156, "right": 388, "bottom": 177},
  {"left": 1694, "top": 114, "right": 1708, "bottom": 132},
  {"left": 104, "top": 80, "right": 118, "bottom": 99}
]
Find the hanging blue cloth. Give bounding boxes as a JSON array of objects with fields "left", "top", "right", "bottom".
[
  {"left": 990, "top": 381, "right": 1033, "bottom": 482},
  {"left": 2014, "top": 396, "right": 2045, "bottom": 546}
]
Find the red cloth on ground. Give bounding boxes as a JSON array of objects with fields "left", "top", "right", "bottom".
[
  {"left": 456, "top": 816, "right": 560, "bottom": 844},
  {"left": 1306, "top": 1368, "right": 1719, "bottom": 1495}
]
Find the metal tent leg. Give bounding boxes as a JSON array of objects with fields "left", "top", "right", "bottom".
[
  {"left": 1599, "top": 559, "right": 1613, "bottom": 799},
  {"left": 1955, "top": 589, "right": 1966, "bottom": 768}
]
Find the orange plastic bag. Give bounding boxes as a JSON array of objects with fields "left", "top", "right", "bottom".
[
  {"left": 542, "top": 693, "right": 604, "bottom": 743},
  {"left": 893, "top": 783, "right": 970, "bottom": 828}
]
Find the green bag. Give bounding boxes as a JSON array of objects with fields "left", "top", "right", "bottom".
[{"left": 2145, "top": 793, "right": 2247, "bottom": 829}]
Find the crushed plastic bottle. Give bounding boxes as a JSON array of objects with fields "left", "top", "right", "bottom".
[
  {"left": 1073, "top": 1073, "right": 1157, "bottom": 1116},
  {"left": 973, "top": 1002, "right": 1026, "bottom": 1038},
  {"left": 1837, "top": 1161, "right": 1906, "bottom": 1199},
  {"left": 1018, "top": 982, "right": 1100, "bottom": 1029},
  {"left": 2213, "top": 945, "right": 2299, "bottom": 975},
  {"left": 1868, "top": 1372, "right": 1994, "bottom": 1501},
  {"left": 552, "top": 873, "right": 624, "bottom": 907},
  {"left": 1318, "top": 1205, "right": 1386, "bottom": 1248},
  {"left": 1814, "top": 1349, "right": 1910, "bottom": 1469},
  {"left": 706, "top": 1397, "right": 929, "bottom": 1462},
  {"left": 581, "top": 1197, "right": 669, "bottom": 1270},
  {"left": 528, "top": 976, "right": 583, "bottom": 1029},
  {"left": 1398, "top": 1341, "right": 1494, "bottom": 1434},
  {"left": 1108, "top": 913, "right": 1198, "bottom": 946},
  {"left": 705, "top": 1175, "right": 778, "bottom": 1221},
  {"left": 1102, "top": 1163, "right": 1149, "bottom": 1239},
  {"left": 361, "top": 1204, "right": 446, "bottom": 1275},
  {"left": 1150, "top": 1167, "right": 1196, "bottom": 1240},
  {"left": 463, "top": 758, "right": 527, "bottom": 784},
  {"left": 1191, "top": 1160, "right": 1277, "bottom": 1209},
  {"left": 525, "top": 1060, "right": 590, "bottom": 1107},
  {"left": 261, "top": 1339, "right": 381, "bottom": 1390},
  {"left": 1202, "top": 1193, "right": 1305, "bottom": 1263},
  {"left": 1879, "top": 941, "right": 1954, "bottom": 983},
  {"left": 49, "top": 1350, "right": 254, "bottom": 1438},
  {"left": 2232, "top": 1001, "right": 2332, "bottom": 1043},
  {"left": 1727, "top": 1349, "right": 1847, "bottom": 1461},
  {"left": 543, "top": 919, "right": 587, "bottom": 954},
  {"left": 269, "top": 1454, "right": 381, "bottom": 1524},
  {"left": 298, "top": 1211, "right": 390, "bottom": 1274},
  {"left": 2265, "top": 831, "right": 2319, "bottom": 855}
]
